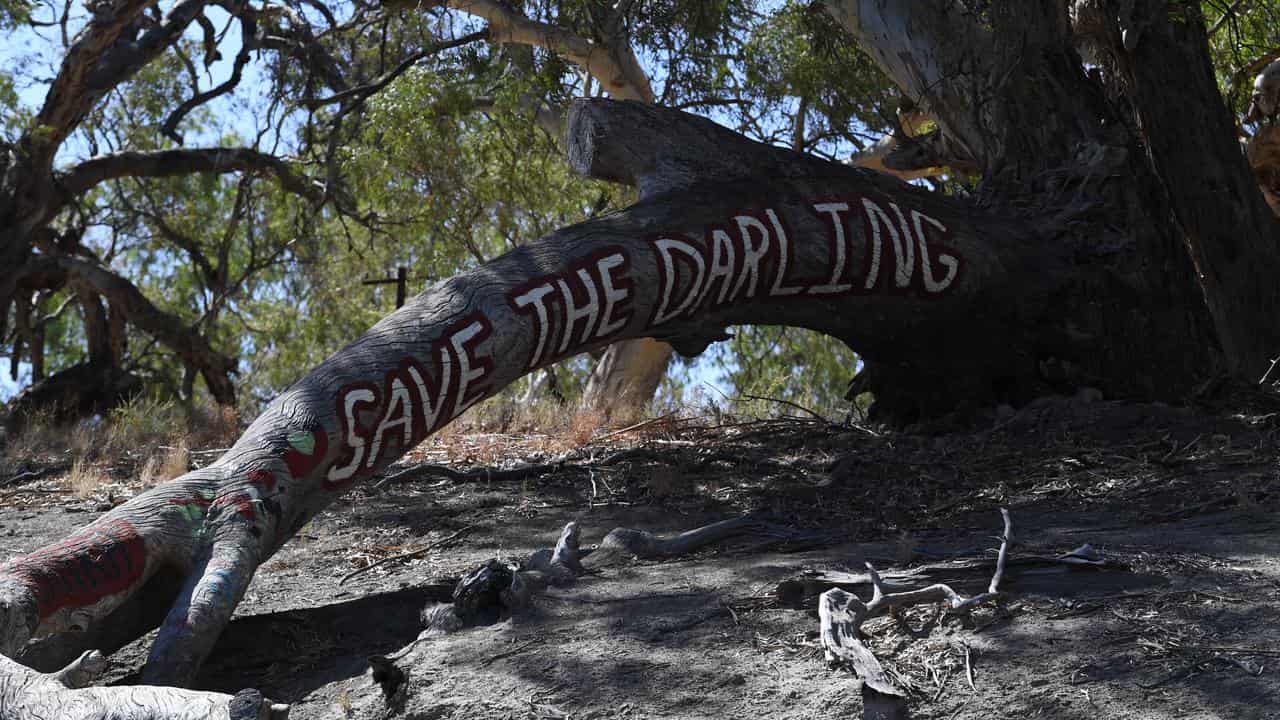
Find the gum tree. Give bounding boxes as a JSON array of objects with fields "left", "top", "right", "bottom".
[{"left": 3, "top": 1, "right": 1280, "bottom": 716}]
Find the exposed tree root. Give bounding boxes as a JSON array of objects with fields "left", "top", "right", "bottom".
[
  {"left": 418, "top": 515, "right": 808, "bottom": 638},
  {"left": 819, "top": 510, "right": 1012, "bottom": 720},
  {"left": 0, "top": 649, "right": 289, "bottom": 719}
]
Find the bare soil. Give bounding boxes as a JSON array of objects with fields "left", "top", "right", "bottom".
[{"left": 2, "top": 394, "right": 1279, "bottom": 719}]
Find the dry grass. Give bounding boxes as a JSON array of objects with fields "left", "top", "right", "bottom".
[
  {"left": 188, "top": 403, "right": 241, "bottom": 449},
  {"left": 430, "top": 395, "right": 646, "bottom": 458},
  {"left": 3, "top": 396, "right": 240, "bottom": 497},
  {"left": 562, "top": 408, "right": 607, "bottom": 448},
  {"left": 65, "top": 459, "right": 112, "bottom": 500},
  {"left": 140, "top": 442, "right": 190, "bottom": 487}
]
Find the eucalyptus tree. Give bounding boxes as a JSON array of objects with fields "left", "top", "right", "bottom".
[
  {"left": 0, "top": 0, "right": 489, "bottom": 424},
  {"left": 3, "top": 1, "right": 1280, "bottom": 718}
]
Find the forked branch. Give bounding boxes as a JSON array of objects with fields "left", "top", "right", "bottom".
[{"left": 819, "top": 510, "right": 1012, "bottom": 716}]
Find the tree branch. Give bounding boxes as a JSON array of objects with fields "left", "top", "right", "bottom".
[
  {"left": 35, "top": 0, "right": 213, "bottom": 162},
  {"left": 301, "top": 28, "right": 488, "bottom": 108},
  {"left": 819, "top": 509, "right": 1012, "bottom": 718},
  {"left": 160, "top": 12, "right": 258, "bottom": 144},
  {"left": 0, "top": 651, "right": 288, "bottom": 720},
  {"left": 26, "top": 255, "right": 238, "bottom": 405},
  {"left": 446, "top": 0, "right": 654, "bottom": 102},
  {"left": 32, "top": 0, "right": 157, "bottom": 160},
  {"left": 58, "top": 147, "right": 323, "bottom": 204},
  {"left": 242, "top": 1, "right": 349, "bottom": 93},
  {"left": 823, "top": 0, "right": 991, "bottom": 163}
]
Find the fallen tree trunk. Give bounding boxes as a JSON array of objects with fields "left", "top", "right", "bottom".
[{"left": 0, "top": 97, "right": 1224, "bottom": 693}]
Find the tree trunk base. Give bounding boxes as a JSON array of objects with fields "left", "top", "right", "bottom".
[{"left": 580, "top": 338, "right": 673, "bottom": 416}]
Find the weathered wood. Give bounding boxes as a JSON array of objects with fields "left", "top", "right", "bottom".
[
  {"left": 776, "top": 551, "right": 1143, "bottom": 609},
  {"left": 0, "top": 651, "right": 288, "bottom": 719},
  {"left": 427, "top": 516, "right": 805, "bottom": 636},
  {"left": 818, "top": 511, "right": 1012, "bottom": 720}
]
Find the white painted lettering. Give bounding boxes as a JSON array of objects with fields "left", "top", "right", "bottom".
[
  {"left": 694, "top": 228, "right": 736, "bottom": 307},
  {"left": 596, "top": 253, "right": 630, "bottom": 336},
  {"left": 911, "top": 210, "right": 960, "bottom": 293},
  {"left": 810, "top": 202, "right": 853, "bottom": 295},
  {"left": 406, "top": 352, "right": 450, "bottom": 432},
  {"left": 766, "top": 209, "right": 804, "bottom": 296},
  {"left": 860, "top": 198, "right": 898, "bottom": 291},
  {"left": 328, "top": 388, "right": 375, "bottom": 482},
  {"left": 513, "top": 285, "right": 556, "bottom": 368},
  {"left": 450, "top": 321, "right": 488, "bottom": 416},
  {"left": 731, "top": 215, "right": 770, "bottom": 300},
  {"left": 556, "top": 268, "right": 600, "bottom": 353},
  {"left": 888, "top": 202, "right": 915, "bottom": 288},
  {"left": 653, "top": 238, "right": 705, "bottom": 325},
  {"left": 369, "top": 377, "right": 413, "bottom": 464}
]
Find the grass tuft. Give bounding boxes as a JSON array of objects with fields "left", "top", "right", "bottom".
[
  {"left": 65, "top": 459, "right": 111, "bottom": 500},
  {"left": 3, "top": 396, "right": 240, "bottom": 497}
]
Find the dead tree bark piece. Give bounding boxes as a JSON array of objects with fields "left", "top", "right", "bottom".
[
  {"left": 588, "top": 515, "right": 801, "bottom": 567},
  {"left": 0, "top": 651, "right": 289, "bottom": 719},
  {"left": 818, "top": 510, "right": 1012, "bottom": 720}
]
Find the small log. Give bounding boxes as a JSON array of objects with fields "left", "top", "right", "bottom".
[{"left": 0, "top": 651, "right": 288, "bottom": 719}]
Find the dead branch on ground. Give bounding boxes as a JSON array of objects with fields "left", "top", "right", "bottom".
[{"left": 819, "top": 509, "right": 1012, "bottom": 720}]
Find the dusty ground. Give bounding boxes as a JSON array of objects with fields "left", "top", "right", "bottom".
[{"left": 1, "top": 394, "right": 1279, "bottom": 719}]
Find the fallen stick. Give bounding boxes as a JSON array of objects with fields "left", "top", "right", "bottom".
[{"left": 819, "top": 509, "right": 1012, "bottom": 720}]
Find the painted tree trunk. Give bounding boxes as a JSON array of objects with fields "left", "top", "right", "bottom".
[
  {"left": 0, "top": 99, "right": 1074, "bottom": 685},
  {"left": 0, "top": 74, "right": 1259, "bottom": 693}
]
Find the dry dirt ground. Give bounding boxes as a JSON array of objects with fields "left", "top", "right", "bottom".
[{"left": 2, "top": 394, "right": 1279, "bottom": 719}]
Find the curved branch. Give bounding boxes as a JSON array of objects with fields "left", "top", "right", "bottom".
[
  {"left": 301, "top": 28, "right": 489, "bottom": 109},
  {"left": 242, "top": 1, "right": 349, "bottom": 93},
  {"left": 32, "top": 0, "right": 156, "bottom": 160},
  {"left": 161, "top": 13, "right": 258, "bottom": 144},
  {"left": 446, "top": 0, "right": 654, "bottom": 102},
  {"left": 57, "top": 147, "right": 323, "bottom": 204},
  {"left": 35, "top": 0, "right": 214, "bottom": 162}
]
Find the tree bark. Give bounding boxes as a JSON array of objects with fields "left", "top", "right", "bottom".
[
  {"left": 1117, "top": 1, "right": 1280, "bottom": 379},
  {"left": 579, "top": 337, "right": 672, "bottom": 414},
  {"left": 0, "top": 651, "right": 286, "bottom": 719}
]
